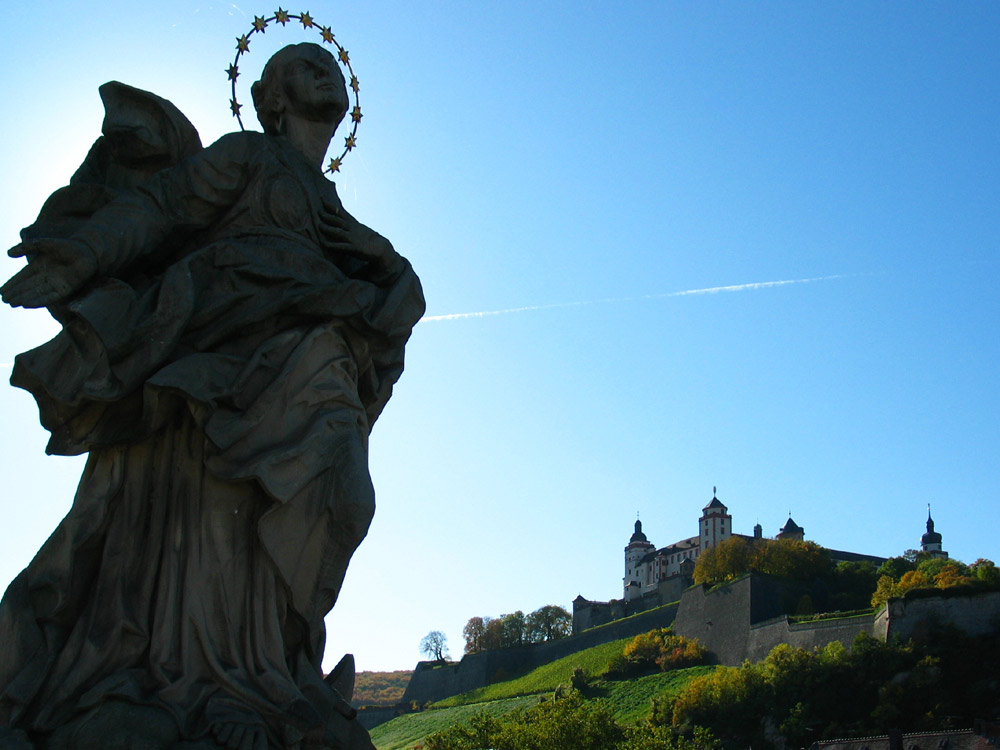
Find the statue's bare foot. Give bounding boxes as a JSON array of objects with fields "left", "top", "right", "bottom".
[{"left": 212, "top": 722, "right": 267, "bottom": 750}]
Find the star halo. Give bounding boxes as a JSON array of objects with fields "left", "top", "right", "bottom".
[{"left": 227, "top": 8, "right": 362, "bottom": 175}]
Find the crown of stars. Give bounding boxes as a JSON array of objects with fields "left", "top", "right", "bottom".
[{"left": 226, "top": 8, "right": 362, "bottom": 175}]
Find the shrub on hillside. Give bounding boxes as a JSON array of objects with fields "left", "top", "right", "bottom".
[{"left": 604, "top": 628, "right": 706, "bottom": 679}]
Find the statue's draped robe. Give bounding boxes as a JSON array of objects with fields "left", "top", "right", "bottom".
[{"left": 0, "top": 131, "right": 424, "bottom": 747}]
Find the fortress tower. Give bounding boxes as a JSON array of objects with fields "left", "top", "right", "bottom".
[
  {"left": 624, "top": 519, "right": 654, "bottom": 598},
  {"left": 699, "top": 488, "right": 732, "bottom": 551},
  {"left": 777, "top": 517, "right": 805, "bottom": 542}
]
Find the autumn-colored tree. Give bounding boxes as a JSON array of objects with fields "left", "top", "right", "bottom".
[
  {"left": 932, "top": 561, "right": 973, "bottom": 589},
  {"left": 351, "top": 670, "right": 413, "bottom": 707},
  {"left": 692, "top": 537, "right": 753, "bottom": 584},
  {"left": 871, "top": 575, "right": 897, "bottom": 609},
  {"left": 462, "top": 616, "right": 491, "bottom": 654},
  {"left": 897, "top": 569, "right": 932, "bottom": 595},
  {"left": 693, "top": 536, "right": 831, "bottom": 585},
  {"left": 754, "top": 539, "right": 830, "bottom": 581},
  {"left": 606, "top": 628, "right": 706, "bottom": 678}
]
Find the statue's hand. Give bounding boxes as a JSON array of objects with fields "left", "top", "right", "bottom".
[
  {"left": 2, "top": 238, "right": 98, "bottom": 308},
  {"left": 318, "top": 199, "right": 402, "bottom": 276}
]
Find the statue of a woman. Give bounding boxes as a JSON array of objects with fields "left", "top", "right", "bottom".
[{"left": 0, "top": 42, "right": 423, "bottom": 750}]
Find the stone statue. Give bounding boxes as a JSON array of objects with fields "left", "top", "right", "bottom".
[{"left": 0, "top": 42, "right": 424, "bottom": 750}]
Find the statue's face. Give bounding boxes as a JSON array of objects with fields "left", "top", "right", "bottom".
[{"left": 282, "top": 46, "right": 348, "bottom": 125}]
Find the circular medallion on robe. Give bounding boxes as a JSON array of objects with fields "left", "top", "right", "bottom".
[{"left": 263, "top": 173, "right": 311, "bottom": 234}]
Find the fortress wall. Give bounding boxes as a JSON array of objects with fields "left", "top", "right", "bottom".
[
  {"left": 573, "top": 593, "right": 676, "bottom": 634},
  {"left": 403, "top": 584, "right": 1000, "bottom": 707},
  {"left": 401, "top": 602, "right": 680, "bottom": 706},
  {"left": 672, "top": 574, "right": 814, "bottom": 666},
  {"left": 745, "top": 614, "right": 876, "bottom": 663},
  {"left": 572, "top": 599, "right": 625, "bottom": 633},
  {"left": 884, "top": 590, "right": 1000, "bottom": 642},
  {"left": 672, "top": 578, "right": 753, "bottom": 666},
  {"left": 557, "top": 601, "right": 680, "bottom": 656},
  {"left": 355, "top": 705, "right": 405, "bottom": 730}
]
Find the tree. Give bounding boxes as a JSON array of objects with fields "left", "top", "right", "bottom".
[
  {"left": 829, "top": 560, "right": 878, "bottom": 610},
  {"left": 754, "top": 539, "right": 830, "bottom": 581},
  {"left": 462, "top": 616, "right": 491, "bottom": 655},
  {"left": 482, "top": 617, "right": 504, "bottom": 651},
  {"left": 970, "top": 558, "right": 1000, "bottom": 586},
  {"left": 498, "top": 610, "right": 527, "bottom": 648},
  {"left": 420, "top": 630, "right": 449, "bottom": 662},
  {"left": 693, "top": 537, "right": 831, "bottom": 585},
  {"left": 693, "top": 537, "right": 753, "bottom": 585},
  {"left": 877, "top": 555, "right": 916, "bottom": 580},
  {"left": 525, "top": 604, "right": 572, "bottom": 643}
]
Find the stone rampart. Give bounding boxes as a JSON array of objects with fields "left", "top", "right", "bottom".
[
  {"left": 402, "top": 602, "right": 680, "bottom": 706},
  {"left": 402, "top": 582, "right": 1000, "bottom": 707},
  {"left": 882, "top": 589, "right": 1000, "bottom": 642},
  {"left": 745, "top": 613, "right": 877, "bottom": 663}
]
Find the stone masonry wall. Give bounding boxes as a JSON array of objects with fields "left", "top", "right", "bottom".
[
  {"left": 883, "top": 589, "right": 1000, "bottom": 642},
  {"left": 745, "top": 613, "right": 877, "bottom": 663},
  {"left": 401, "top": 581, "right": 1000, "bottom": 710},
  {"left": 402, "top": 602, "right": 680, "bottom": 706}
]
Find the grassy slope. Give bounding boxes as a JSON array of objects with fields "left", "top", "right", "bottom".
[
  {"left": 370, "top": 634, "right": 715, "bottom": 749},
  {"left": 596, "top": 666, "right": 714, "bottom": 725},
  {"left": 430, "top": 636, "right": 633, "bottom": 708},
  {"left": 369, "top": 695, "right": 539, "bottom": 750}
]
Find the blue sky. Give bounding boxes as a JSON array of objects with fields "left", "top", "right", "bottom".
[{"left": 0, "top": 2, "right": 997, "bottom": 672}]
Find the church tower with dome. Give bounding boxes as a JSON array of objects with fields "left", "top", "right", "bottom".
[{"left": 921, "top": 507, "right": 948, "bottom": 559}]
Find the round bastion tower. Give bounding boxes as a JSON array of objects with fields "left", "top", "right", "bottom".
[{"left": 624, "top": 519, "right": 654, "bottom": 598}]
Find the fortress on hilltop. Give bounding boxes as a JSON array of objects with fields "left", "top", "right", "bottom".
[
  {"left": 398, "top": 491, "right": 994, "bottom": 712},
  {"left": 574, "top": 489, "right": 948, "bottom": 633}
]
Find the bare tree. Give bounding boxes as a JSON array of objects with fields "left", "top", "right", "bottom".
[{"left": 420, "top": 630, "right": 449, "bottom": 662}]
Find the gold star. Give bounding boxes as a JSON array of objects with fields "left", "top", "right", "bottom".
[
  {"left": 344, "top": 134, "right": 357, "bottom": 151},
  {"left": 351, "top": 105, "right": 362, "bottom": 124},
  {"left": 350, "top": 75, "right": 359, "bottom": 93},
  {"left": 338, "top": 48, "right": 350, "bottom": 64},
  {"left": 320, "top": 25, "right": 334, "bottom": 44},
  {"left": 236, "top": 34, "right": 250, "bottom": 52},
  {"left": 230, "top": 98, "right": 242, "bottom": 116},
  {"left": 327, "top": 157, "right": 342, "bottom": 173},
  {"left": 300, "top": 11, "right": 314, "bottom": 28},
  {"left": 275, "top": 7, "right": 290, "bottom": 24},
  {"left": 226, "top": 63, "right": 239, "bottom": 81},
  {"left": 253, "top": 15, "right": 268, "bottom": 32}
]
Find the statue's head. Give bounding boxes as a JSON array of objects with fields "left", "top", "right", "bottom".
[{"left": 251, "top": 43, "right": 348, "bottom": 136}]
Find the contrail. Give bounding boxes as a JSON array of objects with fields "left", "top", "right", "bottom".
[{"left": 420, "top": 274, "right": 848, "bottom": 323}]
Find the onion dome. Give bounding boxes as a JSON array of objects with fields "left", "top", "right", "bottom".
[
  {"left": 630, "top": 519, "right": 648, "bottom": 543},
  {"left": 922, "top": 512, "right": 942, "bottom": 546}
]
